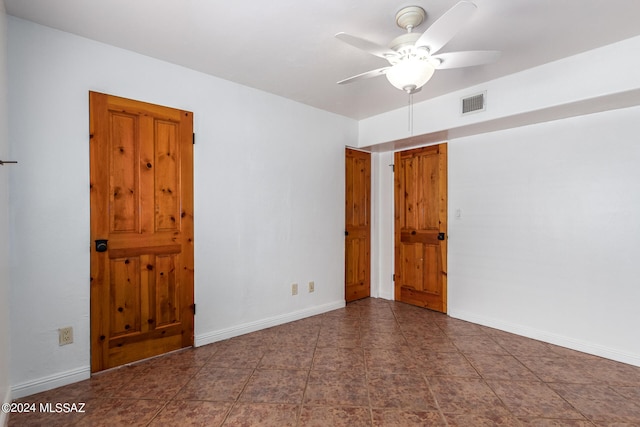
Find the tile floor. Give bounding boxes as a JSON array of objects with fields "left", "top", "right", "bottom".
[{"left": 9, "top": 298, "right": 640, "bottom": 426}]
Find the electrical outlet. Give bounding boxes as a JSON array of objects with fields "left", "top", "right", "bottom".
[
  {"left": 292, "top": 283, "right": 298, "bottom": 295},
  {"left": 59, "top": 327, "right": 73, "bottom": 346},
  {"left": 308, "top": 281, "right": 315, "bottom": 293}
]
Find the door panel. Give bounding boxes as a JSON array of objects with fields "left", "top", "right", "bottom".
[
  {"left": 154, "top": 120, "right": 181, "bottom": 231},
  {"left": 90, "top": 91, "right": 194, "bottom": 372},
  {"left": 110, "top": 112, "right": 140, "bottom": 232},
  {"left": 345, "top": 148, "right": 371, "bottom": 302},
  {"left": 394, "top": 144, "right": 447, "bottom": 312},
  {"left": 110, "top": 257, "right": 141, "bottom": 337}
]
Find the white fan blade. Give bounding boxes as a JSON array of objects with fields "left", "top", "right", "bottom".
[
  {"left": 335, "top": 32, "right": 397, "bottom": 59},
  {"left": 415, "top": 1, "right": 477, "bottom": 55},
  {"left": 432, "top": 50, "right": 500, "bottom": 69},
  {"left": 337, "top": 67, "right": 391, "bottom": 85}
]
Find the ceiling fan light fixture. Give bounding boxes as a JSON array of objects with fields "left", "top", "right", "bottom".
[
  {"left": 385, "top": 58, "right": 435, "bottom": 93},
  {"left": 335, "top": 2, "right": 500, "bottom": 94}
]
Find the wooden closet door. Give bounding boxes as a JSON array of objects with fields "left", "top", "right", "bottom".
[
  {"left": 89, "top": 92, "right": 194, "bottom": 372},
  {"left": 345, "top": 148, "right": 371, "bottom": 302},
  {"left": 394, "top": 144, "right": 447, "bottom": 312}
]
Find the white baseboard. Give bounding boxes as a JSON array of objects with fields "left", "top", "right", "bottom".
[
  {"left": 195, "top": 300, "right": 345, "bottom": 347},
  {"left": 449, "top": 309, "right": 640, "bottom": 367},
  {"left": 1, "top": 385, "right": 11, "bottom": 427},
  {"left": 11, "top": 366, "right": 90, "bottom": 400},
  {"left": 10, "top": 301, "right": 347, "bottom": 399}
]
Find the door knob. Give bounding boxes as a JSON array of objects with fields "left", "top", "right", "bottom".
[
  {"left": 95, "top": 239, "right": 108, "bottom": 252},
  {"left": 438, "top": 233, "right": 445, "bottom": 241}
]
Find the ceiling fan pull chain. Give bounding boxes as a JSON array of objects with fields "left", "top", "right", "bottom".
[{"left": 408, "top": 93, "right": 414, "bottom": 135}]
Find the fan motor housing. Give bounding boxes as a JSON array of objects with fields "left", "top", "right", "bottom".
[{"left": 389, "top": 33, "right": 421, "bottom": 52}]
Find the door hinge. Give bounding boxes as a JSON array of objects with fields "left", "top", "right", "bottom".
[
  {"left": 192, "top": 303, "right": 196, "bottom": 315},
  {"left": 192, "top": 133, "right": 195, "bottom": 145},
  {"left": 393, "top": 274, "right": 395, "bottom": 281},
  {"left": 389, "top": 164, "right": 395, "bottom": 172}
]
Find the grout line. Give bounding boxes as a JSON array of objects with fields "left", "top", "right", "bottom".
[
  {"left": 392, "top": 301, "right": 451, "bottom": 426},
  {"left": 220, "top": 339, "right": 268, "bottom": 426},
  {"left": 356, "top": 304, "right": 376, "bottom": 427},
  {"left": 296, "top": 322, "right": 321, "bottom": 427},
  {"left": 143, "top": 347, "right": 218, "bottom": 426}
]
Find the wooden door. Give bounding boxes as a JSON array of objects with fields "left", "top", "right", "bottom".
[
  {"left": 394, "top": 144, "right": 447, "bottom": 312},
  {"left": 345, "top": 148, "right": 371, "bottom": 302},
  {"left": 89, "top": 92, "right": 194, "bottom": 372}
]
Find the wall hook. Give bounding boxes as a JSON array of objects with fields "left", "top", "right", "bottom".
[{"left": 0, "top": 160, "right": 17, "bottom": 165}]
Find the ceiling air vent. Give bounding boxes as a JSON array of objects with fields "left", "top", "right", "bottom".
[{"left": 461, "top": 92, "right": 486, "bottom": 115}]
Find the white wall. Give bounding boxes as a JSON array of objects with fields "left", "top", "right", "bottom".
[
  {"left": 365, "top": 36, "right": 640, "bottom": 366},
  {"left": 370, "top": 151, "right": 394, "bottom": 300},
  {"left": 448, "top": 106, "right": 640, "bottom": 365},
  {"left": 8, "top": 17, "right": 356, "bottom": 397},
  {"left": 0, "top": 1, "right": 12, "bottom": 422}
]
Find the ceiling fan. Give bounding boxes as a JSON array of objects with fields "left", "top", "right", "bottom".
[{"left": 336, "top": 1, "right": 500, "bottom": 94}]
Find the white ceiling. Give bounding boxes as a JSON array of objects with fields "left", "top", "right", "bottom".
[{"left": 6, "top": 0, "right": 640, "bottom": 120}]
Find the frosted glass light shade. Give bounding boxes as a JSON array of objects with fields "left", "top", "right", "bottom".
[{"left": 386, "top": 59, "right": 435, "bottom": 93}]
